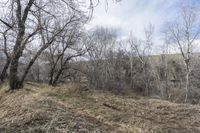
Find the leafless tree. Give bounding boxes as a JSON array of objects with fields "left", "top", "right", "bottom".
[
  {"left": 47, "top": 25, "right": 88, "bottom": 86},
  {"left": 0, "top": 24, "right": 12, "bottom": 82},
  {"left": 157, "top": 34, "right": 170, "bottom": 100},
  {"left": 166, "top": 4, "right": 200, "bottom": 102},
  {"left": 0, "top": 0, "right": 90, "bottom": 89},
  {"left": 127, "top": 24, "right": 154, "bottom": 96},
  {"left": 87, "top": 27, "right": 118, "bottom": 89}
]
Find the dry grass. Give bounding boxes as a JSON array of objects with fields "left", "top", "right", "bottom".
[{"left": 0, "top": 83, "right": 200, "bottom": 133}]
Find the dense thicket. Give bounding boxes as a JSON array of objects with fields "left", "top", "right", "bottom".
[{"left": 0, "top": 1, "right": 200, "bottom": 103}]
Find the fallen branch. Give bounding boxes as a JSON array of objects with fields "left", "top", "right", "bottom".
[{"left": 103, "top": 103, "right": 121, "bottom": 111}]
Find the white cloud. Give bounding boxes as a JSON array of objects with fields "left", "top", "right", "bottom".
[
  {"left": 88, "top": 0, "right": 179, "bottom": 40},
  {"left": 85, "top": 0, "right": 184, "bottom": 54}
]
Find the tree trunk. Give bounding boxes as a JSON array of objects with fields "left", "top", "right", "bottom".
[
  {"left": 20, "top": 45, "right": 50, "bottom": 86},
  {"left": 49, "top": 76, "right": 53, "bottom": 85},
  {"left": 185, "top": 69, "right": 189, "bottom": 103},
  {"left": 9, "top": 30, "right": 25, "bottom": 89},
  {"left": 51, "top": 69, "right": 64, "bottom": 86},
  {"left": 9, "top": 39, "right": 25, "bottom": 89},
  {"left": 48, "top": 66, "right": 56, "bottom": 85},
  {"left": 48, "top": 70, "right": 54, "bottom": 85},
  {"left": 130, "top": 57, "right": 134, "bottom": 88},
  {"left": 19, "top": 60, "right": 35, "bottom": 85},
  {"left": 36, "top": 63, "right": 40, "bottom": 82},
  {"left": 0, "top": 58, "right": 10, "bottom": 82},
  {"left": 8, "top": 0, "right": 35, "bottom": 90},
  {"left": 9, "top": 55, "right": 21, "bottom": 90}
]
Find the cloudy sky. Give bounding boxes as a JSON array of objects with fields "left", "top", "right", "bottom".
[
  {"left": 88, "top": 0, "right": 179, "bottom": 37},
  {"left": 87, "top": 0, "right": 200, "bottom": 52}
]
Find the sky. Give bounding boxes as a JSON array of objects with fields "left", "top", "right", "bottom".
[
  {"left": 87, "top": 0, "right": 200, "bottom": 53},
  {"left": 87, "top": 0, "right": 180, "bottom": 37},
  {"left": 0, "top": 0, "right": 199, "bottom": 54}
]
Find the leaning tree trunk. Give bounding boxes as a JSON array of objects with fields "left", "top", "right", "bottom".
[
  {"left": 19, "top": 46, "right": 49, "bottom": 86},
  {"left": 0, "top": 58, "right": 11, "bottom": 82},
  {"left": 19, "top": 59, "right": 35, "bottom": 86},
  {"left": 51, "top": 68, "right": 64, "bottom": 86}
]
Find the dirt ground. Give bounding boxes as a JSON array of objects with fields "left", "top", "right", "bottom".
[{"left": 0, "top": 83, "right": 200, "bottom": 133}]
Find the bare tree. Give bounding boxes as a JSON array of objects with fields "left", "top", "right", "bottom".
[
  {"left": 167, "top": 4, "right": 200, "bottom": 102},
  {"left": 47, "top": 25, "right": 88, "bottom": 86},
  {"left": 87, "top": 27, "right": 118, "bottom": 89},
  {"left": 0, "top": 25, "right": 12, "bottom": 82},
  {"left": 0, "top": 0, "right": 89, "bottom": 89},
  {"left": 127, "top": 24, "right": 154, "bottom": 96},
  {"left": 157, "top": 34, "right": 170, "bottom": 100}
]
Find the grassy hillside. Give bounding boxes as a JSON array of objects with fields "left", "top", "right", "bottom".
[{"left": 0, "top": 83, "right": 200, "bottom": 133}]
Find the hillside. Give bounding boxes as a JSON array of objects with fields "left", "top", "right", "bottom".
[{"left": 0, "top": 83, "right": 200, "bottom": 133}]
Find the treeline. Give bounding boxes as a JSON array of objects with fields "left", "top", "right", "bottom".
[{"left": 0, "top": 1, "right": 200, "bottom": 103}]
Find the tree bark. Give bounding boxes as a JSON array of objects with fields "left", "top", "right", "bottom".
[
  {"left": 9, "top": 54, "right": 21, "bottom": 90},
  {"left": 0, "top": 58, "right": 11, "bottom": 82},
  {"left": 51, "top": 69, "right": 64, "bottom": 86},
  {"left": 48, "top": 70, "right": 54, "bottom": 85},
  {"left": 9, "top": 0, "right": 35, "bottom": 90},
  {"left": 9, "top": 25, "right": 25, "bottom": 90},
  {"left": 19, "top": 45, "right": 49, "bottom": 85},
  {"left": 185, "top": 63, "right": 190, "bottom": 103},
  {"left": 9, "top": 34, "right": 25, "bottom": 89}
]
